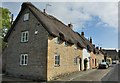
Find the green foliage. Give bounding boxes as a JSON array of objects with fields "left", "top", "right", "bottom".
[
  {"left": 0, "top": 7, "right": 11, "bottom": 29},
  {"left": 0, "top": 7, "right": 11, "bottom": 51}
]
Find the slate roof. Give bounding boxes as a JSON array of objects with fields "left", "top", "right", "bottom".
[
  {"left": 4, "top": 2, "right": 95, "bottom": 50},
  {"left": 102, "top": 49, "right": 118, "bottom": 55}
]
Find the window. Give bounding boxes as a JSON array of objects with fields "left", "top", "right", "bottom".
[
  {"left": 55, "top": 37, "right": 60, "bottom": 44},
  {"left": 21, "top": 31, "right": 29, "bottom": 42},
  {"left": 74, "top": 45, "right": 78, "bottom": 50},
  {"left": 24, "top": 13, "right": 29, "bottom": 21},
  {"left": 64, "top": 41, "right": 68, "bottom": 46},
  {"left": 20, "top": 54, "right": 28, "bottom": 65},
  {"left": 92, "top": 59, "right": 94, "bottom": 64},
  {"left": 74, "top": 57, "right": 77, "bottom": 65},
  {"left": 55, "top": 55, "right": 60, "bottom": 66}
]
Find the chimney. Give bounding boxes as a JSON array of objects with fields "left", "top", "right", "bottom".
[
  {"left": 81, "top": 32, "right": 84, "bottom": 37},
  {"left": 68, "top": 23, "right": 73, "bottom": 29},
  {"left": 96, "top": 47, "right": 99, "bottom": 50},
  {"left": 100, "top": 47, "right": 102, "bottom": 50},
  {"left": 43, "top": 9, "right": 46, "bottom": 13},
  {"left": 93, "top": 44, "right": 95, "bottom": 47},
  {"left": 90, "top": 37, "right": 92, "bottom": 44}
]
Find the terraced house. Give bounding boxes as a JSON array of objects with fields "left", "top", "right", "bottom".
[{"left": 3, "top": 2, "right": 99, "bottom": 81}]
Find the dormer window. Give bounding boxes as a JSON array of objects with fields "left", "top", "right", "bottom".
[
  {"left": 74, "top": 45, "right": 78, "bottom": 50},
  {"left": 55, "top": 37, "right": 60, "bottom": 44},
  {"left": 24, "top": 13, "right": 29, "bottom": 21},
  {"left": 64, "top": 41, "right": 68, "bottom": 46}
]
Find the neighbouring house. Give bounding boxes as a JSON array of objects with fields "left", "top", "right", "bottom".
[
  {"left": 80, "top": 34, "right": 97, "bottom": 69},
  {"left": 96, "top": 47, "right": 105, "bottom": 67},
  {"left": 3, "top": 2, "right": 101, "bottom": 81},
  {"left": 103, "top": 49, "right": 118, "bottom": 60}
]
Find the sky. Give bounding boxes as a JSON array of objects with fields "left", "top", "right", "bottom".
[{"left": 1, "top": 1, "right": 119, "bottom": 49}]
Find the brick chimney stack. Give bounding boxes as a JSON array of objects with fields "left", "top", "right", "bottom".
[
  {"left": 68, "top": 23, "right": 73, "bottom": 29},
  {"left": 43, "top": 9, "right": 46, "bottom": 13},
  {"left": 96, "top": 47, "right": 99, "bottom": 50},
  {"left": 93, "top": 44, "right": 95, "bottom": 47},
  {"left": 90, "top": 37, "right": 92, "bottom": 44},
  {"left": 81, "top": 32, "right": 84, "bottom": 37}
]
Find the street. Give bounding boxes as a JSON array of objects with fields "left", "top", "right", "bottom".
[
  {"left": 1, "top": 63, "right": 119, "bottom": 82},
  {"left": 101, "top": 63, "right": 119, "bottom": 82},
  {"left": 53, "top": 64, "right": 119, "bottom": 82}
]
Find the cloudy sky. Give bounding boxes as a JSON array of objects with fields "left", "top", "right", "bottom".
[{"left": 1, "top": 1, "right": 119, "bottom": 49}]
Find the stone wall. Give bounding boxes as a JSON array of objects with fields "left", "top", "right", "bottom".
[
  {"left": 47, "top": 36, "right": 83, "bottom": 80},
  {"left": 4, "top": 8, "right": 48, "bottom": 81}
]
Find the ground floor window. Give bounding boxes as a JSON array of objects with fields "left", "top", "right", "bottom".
[
  {"left": 20, "top": 54, "right": 28, "bottom": 65},
  {"left": 55, "top": 54, "right": 60, "bottom": 66},
  {"left": 74, "top": 57, "right": 77, "bottom": 65}
]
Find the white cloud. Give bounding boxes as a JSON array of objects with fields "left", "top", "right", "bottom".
[{"left": 41, "top": 2, "right": 118, "bottom": 30}]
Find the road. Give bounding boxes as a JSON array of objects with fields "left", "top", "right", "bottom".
[
  {"left": 54, "top": 64, "right": 118, "bottom": 82},
  {"left": 101, "top": 63, "right": 119, "bottom": 82},
  {"left": 69, "top": 65, "right": 115, "bottom": 81},
  {"left": 1, "top": 63, "right": 119, "bottom": 82}
]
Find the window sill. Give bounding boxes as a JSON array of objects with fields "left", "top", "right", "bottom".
[
  {"left": 20, "top": 41, "right": 28, "bottom": 43},
  {"left": 54, "top": 65, "right": 60, "bottom": 67}
]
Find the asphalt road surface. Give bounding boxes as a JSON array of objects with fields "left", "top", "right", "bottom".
[
  {"left": 1, "top": 64, "right": 119, "bottom": 83},
  {"left": 101, "top": 63, "right": 119, "bottom": 82}
]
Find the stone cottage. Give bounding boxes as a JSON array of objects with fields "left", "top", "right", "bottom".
[{"left": 3, "top": 2, "right": 97, "bottom": 81}]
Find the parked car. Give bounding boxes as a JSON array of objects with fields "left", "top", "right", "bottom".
[
  {"left": 112, "top": 60, "right": 117, "bottom": 64},
  {"left": 98, "top": 62, "right": 109, "bottom": 69}
]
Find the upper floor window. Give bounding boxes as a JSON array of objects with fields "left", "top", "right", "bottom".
[
  {"left": 54, "top": 54, "right": 60, "bottom": 66},
  {"left": 20, "top": 54, "right": 28, "bottom": 65},
  {"left": 55, "top": 37, "right": 60, "bottom": 44},
  {"left": 21, "top": 31, "right": 29, "bottom": 42},
  {"left": 74, "top": 45, "right": 78, "bottom": 50},
  {"left": 64, "top": 41, "right": 68, "bottom": 47},
  {"left": 24, "top": 13, "right": 29, "bottom": 21}
]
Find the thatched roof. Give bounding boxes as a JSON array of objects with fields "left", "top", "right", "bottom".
[{"left": 4, "top": 2, "right": 95, "bottom": 49}]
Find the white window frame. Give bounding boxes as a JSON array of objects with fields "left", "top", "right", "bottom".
[
  {"left": 55, "top": 37, "right": 60, "bottom": 44},
  {"left": 64, "top": 41, "right": 68, "bottom": 46},
  {"left": 74, "top": 45, "right": 78, "bottom": 50},
  {"left": 24, "top": 13, "right": 29, "bottom": 21},
  {"left": 21, "top": 31, "right": 29, "bottom": 42},
  {"left": 54, "top": 54, "right": 60, "bottom": 66},
  {"left": 74, "top": 57, "right": 77, "bottom": 65},
  {"left": 20, "top": 54, "right": 28, "bottom": 65}
]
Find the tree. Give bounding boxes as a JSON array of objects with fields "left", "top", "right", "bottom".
[
  {"left": 0, "top": 7, "right": 11, "bottom": 38},
  {"left": 0, "top": 7, "right": 11, "bottom": 51}
]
